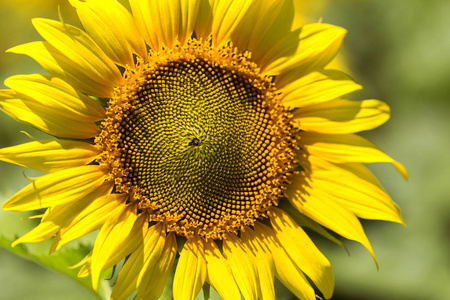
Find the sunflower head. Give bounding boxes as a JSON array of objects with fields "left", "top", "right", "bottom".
[{"left": 0, "top": 0, "right": 407, "bottom": 299}]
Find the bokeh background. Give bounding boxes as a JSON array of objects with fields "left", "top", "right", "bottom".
[{"left": 1, "top": 0, "right": 449, "bottom": 299}]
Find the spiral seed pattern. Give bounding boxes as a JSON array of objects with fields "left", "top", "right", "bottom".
[{"left": 96, "top": 39, "right": 297, "bottom": 239}]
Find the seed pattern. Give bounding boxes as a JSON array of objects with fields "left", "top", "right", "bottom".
[{"left": 96, "top": 39, "right": 297, "bottom": 239}]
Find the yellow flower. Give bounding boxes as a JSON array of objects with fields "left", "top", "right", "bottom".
[{"left": 0, "top": 0, "right": 407, "bottom": 299}]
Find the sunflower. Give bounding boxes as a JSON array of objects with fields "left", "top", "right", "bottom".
[{"left": 0, "top": 0, "right": 407, "bottom": 299}]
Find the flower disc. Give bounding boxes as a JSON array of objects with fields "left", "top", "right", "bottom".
[{"left": 97, "top": 40, "right": 297, "bottom": 239}]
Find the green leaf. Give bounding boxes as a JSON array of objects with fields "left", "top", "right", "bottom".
[{"left": 0, "top": 235, "right": 109, "bottom": 299}]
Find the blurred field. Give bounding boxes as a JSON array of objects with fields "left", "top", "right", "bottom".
[{"left": 1, "top": 1, "right": 449, "bottom": 299}]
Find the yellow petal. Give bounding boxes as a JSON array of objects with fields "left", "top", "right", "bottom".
[
  {"left": 302, "top": 132, "right": 408, "bottom": 180},
  {"left": 13, "top": 181, "right": 112, "bottom": 248},
  {"left": 285, "top": 176, "right": 378, "bottom": 267},
  {"left": 0, "top": 139, "right": 101, "bottom": 173},
  {"left": 204, "top": 239, "right": 240, "bottom": 300},
  {"left": 262, "top": 23, "right": 346, "bottom": 76},
  {"left": 5, "top": 74, "right": 105, "bottom": 122},
  {"left": 242, "top": 229, "right": 276, "bottom": 300},
  {"left": 42, "top": 180, "right": 113, "bottom": 224},
  {"left": 135, "top": 232, "right": 177, "bottom": 300},
  {"left": 222, "top": 233, "right": 258, "bottom": 300},
  {"left": 8, "top": 41, "right": 113, "bottom": 97},
  {"left": 70, "top": 0, "right": 147, "bottom": 66},
  {"left": 210, "top": 0, "right": 254, "bottom": 46},
  {"left": 7, "top": 37, "right": 118, "bottom": 98},
  {"left": 254, "top": 222, "right": 316, "bottom": 300},
  {"left": 314, "top": 171, "right": 402, "bottom": 224},
  {"left": 0, "top": 90, "right": 100, "bottom": 139},
  {"left": 294, "top": 99, "right": 390, "bottom": 134},
  {"left": 130, "top": 0, "right": 200, "bottom": 50},
  {"left": 178, "top": 0, "right": 201, "bottom": 46},
  {"left": 71, "top": 250, "right": 92, "bottom": 271},
  {"left": 279, "top": 69, "right": 362, "bottom": 108},
  {"left": 306, "top": 156, "right": 404, "bottom": 224},
  {"left": 269, "top": 207, "right": 334, "bottom": 299},
  {"left": 194, "top": 0, "right": 214, "bottom": 40},
  {"left": 12, "top": 221, "right": 59, "bottom": 247},
  {"left": 6, "top": 42, "right": 62, "bottom": 77},
  {"left": 99, "top": 213, "right": 147, "bottom": 273},
  {"left": 231, "top": 0, "right": 294, "bottom": 65},
  {"left": 279, "top": 200, "right": 346, "bottom": 248},
  {"left": 110, "top": 223, "right": 167, "bottom": 299},
  {"left": 55, "top": 191, "right": 126, "bottom": 252},
  {"left": 77, "top": 252, "right": 94, "bottom": 278},
  {"left": 32, "top": 18, "right": 123, "bottom": 93},
  {"left": 173, "top": 236, "right": 207, "bottom": 300},
  {"left": 90, "top": 203, "right": 143, "bottom": 291},
  {"left": 1, "top": 165, "right": 107, "bottom": 211}
]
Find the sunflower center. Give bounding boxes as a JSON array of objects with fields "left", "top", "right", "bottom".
[{"left": 97, "top": 39, "right": 297, "bottom": 239}]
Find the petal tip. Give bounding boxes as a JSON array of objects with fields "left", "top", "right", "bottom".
[
  {"left": 393, "top": 161, "right": 409, "bottom": 181},
  {"left": 5, "top": 45, "right": 21, "bottom": 54},
  {"left": 31, "top": 17, "right": 46, "bottom": 27},
  {"left": 11, "top": 238, "right": 23, "bottom": 248},
  {"left": 1, "top": 201, "right": 13, "bottom": 211}
]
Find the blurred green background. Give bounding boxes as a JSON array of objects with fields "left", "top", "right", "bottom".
[{"left": 1, "top": 0, "right": 449, "bottom": 299}]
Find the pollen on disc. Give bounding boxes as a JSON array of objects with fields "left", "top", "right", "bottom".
[{"left": 96, "top": 39, "right": 297, "bottom": 239}]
